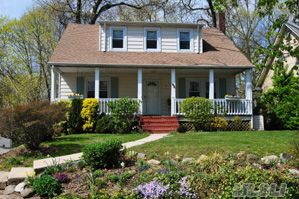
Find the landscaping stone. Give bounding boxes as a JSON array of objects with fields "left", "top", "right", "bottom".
[
  {"left": 182, "top": 157, "right": 194, "bottom": 164},
  {"left": 261, "top": 155, "right": 279, "bottom": 165},
  {"left": 237, "top": 151, "right": 246, "bottom": 160},
  {"left": 246, "top": 154, "right": 258, "bottom": 163},
  {"left": 288, "top": 169, "right": 299, "bottom": 176},
  {"left": 8, "top": 167, "right": 35, "bottom": 185},
  {"left": 3, "top": 185, "right": 15, "bottom": 195},
  {"left": 137, "top": 153, "right": 146, "bottom": 159},
  {"left": 20, "top": 188, "right": 34, "bottom": 198},
  {"left": 147, "top": 159, "right": 160, "bottom": 165},
  {"left": 14, "top": 182, "right": 26, "bottom": 193},
  {"left": 252, "top": 163, "right": 262, "bottom": 169},
  {"left": 0, "top": 172, "right": 9, "bottom": 190},
  {"left": 279, "top": 153, "right": 292, "bottom": 163}
]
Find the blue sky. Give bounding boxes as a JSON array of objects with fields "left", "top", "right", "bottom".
[{"left": 0, "top": 0, "right": 35, "bottom": 19}]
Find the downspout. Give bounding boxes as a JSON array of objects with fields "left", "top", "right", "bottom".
[{"left": 255, "top": 25, "right": 286, "bottom": 89}]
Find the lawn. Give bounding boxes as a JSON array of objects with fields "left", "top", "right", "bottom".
[
  {"left": 132, "top": 131, "right": 298, "bottom": 159},
  {"left": 0, "top": 133, "right": 148, "bottom": 170}
]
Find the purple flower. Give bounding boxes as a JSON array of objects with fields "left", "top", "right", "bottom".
[
  {"left": 158, "top": 168, "right": 168, "bottom": 174},
  {"left": 54, "top": 172, "right": 69, "bottom": 183},
  {"left": 178, "top": 176, "right": 196, "bottom": 198},
  {"left": 137, "top": 180, "right": 169, "bottom": 198}
]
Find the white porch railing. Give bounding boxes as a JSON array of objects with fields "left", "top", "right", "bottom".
[
  {"left": 98, "top": 98, "right": 139, "bottom": 115},
  {"left": 174, "top": 98, "right": 252, "bottom": 116}
]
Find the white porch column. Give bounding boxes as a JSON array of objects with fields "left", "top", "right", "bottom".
[
  {"left": 171, "top": 69, "right": 176, "bottom": 116},
  {"left": 245, "top": 68, "right": 253, "bottom": 128},
  {"left": 95, "top": 67, "right": 100, "bottom": 99},
  {"left": 245, "top": 69, "right": 253, "bottom": 101},
  {"left": 137, "top": 68, "right": 143, "bottom": 114},
  {"left": 209, "top": 69, "right": 214, "bottom": 100},
  {"left": 50, "top": 65, "right": 56, "bottom": 102}
]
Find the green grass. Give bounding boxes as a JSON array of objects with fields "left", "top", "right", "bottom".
[
  {"left": 132, "top": 131, "right": 298, "bottom": 159},
  {"left": 0, "top": 133, "right": 147, "bottom": 170}
]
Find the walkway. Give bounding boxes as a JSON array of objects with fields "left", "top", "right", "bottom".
[{"left": 33, "top": 133, "right": 168, "bottom": 171}]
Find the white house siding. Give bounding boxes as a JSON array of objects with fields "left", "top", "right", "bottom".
[
  {"left": 127, "top": 27, "right": 144, "bottom": 52},
  {"left": 101, "top": 25, "right": 201, "bottom": 53},
  {"left": 60, "top": 73, "right": 77, "bottom": 99}
]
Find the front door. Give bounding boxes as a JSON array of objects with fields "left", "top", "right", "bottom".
[{"left": 145, "top": 80, "right": 160, "bottom": 115}]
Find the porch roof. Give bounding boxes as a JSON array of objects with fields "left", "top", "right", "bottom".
[{"left": 49, "top": 23, "right": 254, "bottom": 69}]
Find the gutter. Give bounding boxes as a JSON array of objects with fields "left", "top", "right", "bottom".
[{"left": 48, "top": 62, "right": 254, "bottom": 69}]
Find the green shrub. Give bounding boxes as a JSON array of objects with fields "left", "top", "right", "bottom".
[
  {"left": 181, "top": 97, "right": 213, "bottom": 131},
  {"left": 0, "top": 101, "right": 67, "bottom": 149},
  {"left": 83, "top": 140, "right": 122, "bottom": 170},
  {"left": 95, "top": 113, "right": 115, "bottom": 133},
  {"left": 108, "top": 97, "right": 139, "bottom": 133},
  {"left": 210, "top": 116, "right": 228, "bottom": 131},
  {"left": 33, "top": 174, "right": 62, "bottom": 198},
  {"left": 177, "top": 124, "right": 188, "bottom": 133},
  {"left": 81, "top": 98, "right": 99, "bottom": 132},
  {"left": 68, "top": 99, "right": 83, "bottom": 133}
]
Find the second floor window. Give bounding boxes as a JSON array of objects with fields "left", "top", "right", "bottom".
[
  {"left": 112, "top": 29, "right": 124, "bottom": 48},
  {"left": 146, "top": 30, "right": 157, "bottom": 49},
  {"left": 179, "top": 31, "right": 190, "bottom": 50}
]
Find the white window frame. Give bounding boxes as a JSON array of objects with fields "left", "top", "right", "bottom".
[
  {"left": 177, "top": 28, "right": 194, "bottom": 52},
  {"left": 86, "top": 77, "right": 110, "bottom": 98},
  {"left": 109, "top": 26, "right": 127, "bottom": 51},
  {"left": 144, "top": 27, "right": 161, "bottom": 52}
]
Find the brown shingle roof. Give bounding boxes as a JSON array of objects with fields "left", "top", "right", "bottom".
[{"left": 49, "top": 23, "right": 253, "bottom": 68}]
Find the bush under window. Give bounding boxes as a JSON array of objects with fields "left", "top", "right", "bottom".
[
  {"left": 108, "top": 98, "right": 139, "bottom": 133},
  {"left": 95, "top": 113, "right": 115, "bottom": 133},
  {"left": 181, "top": 97, "right": 213, "bottom": 131},
  {"left": 81, "top": 98, "right": 99, "bottom": 132},
  {"left": 83, "top": 140, "right": 122, "bottom": 170}
]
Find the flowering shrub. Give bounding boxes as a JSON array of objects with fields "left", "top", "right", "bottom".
[
  {"left": 178, "top": 176, "right": 196, "bottom": 198},
  {"left": 210, "top": 116, "right": 228, "bottom": 131},
  {"left": 55, "top": 172, "right": 69, "bottom": 183},
  {"left": 81, "top": 98, "right": 99, "bottom": 132},
  {"left": 137, "top": 180, "right": 169, "bottom": 199}
]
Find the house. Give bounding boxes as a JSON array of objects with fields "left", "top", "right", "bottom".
[
  {"left": 256, "top": 17, "right": 299, "bottom": 91},
  {"left": 49, "top": 21, "right": 254, "bottom": 132}
]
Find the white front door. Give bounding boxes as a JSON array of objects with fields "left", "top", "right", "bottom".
[{"left": 145, "top": 80, "right": 160, "bottom": 115}]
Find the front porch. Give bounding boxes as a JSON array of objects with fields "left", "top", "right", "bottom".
[{"left": 50, "top": 67, "right": 253, "bottom": 117}]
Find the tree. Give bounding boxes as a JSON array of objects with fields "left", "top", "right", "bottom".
[{"left": 38, "top": 0, "right": 147, "bottom": 25}]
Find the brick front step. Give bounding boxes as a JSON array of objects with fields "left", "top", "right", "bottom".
[{"left": 140, "top": 116, "right": 179, "bottom": 133}]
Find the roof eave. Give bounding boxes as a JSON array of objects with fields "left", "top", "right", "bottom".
[{"left": 48, "top": 62, "right": 254, "bottom": 69}]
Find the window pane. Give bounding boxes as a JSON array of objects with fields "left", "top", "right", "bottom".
[
  {"left": 100, "top": 91, "right": 108, "bottom": 98},
  {"left": 189, "top": 91, "right": 200, "bottom": 97},
  {"left": 146, "top": 40, "right": 157, "bottom": 49},
  {"left": 180, "top": 32, "right": 190, "bottom": 50},
  {"left": 180, "top": 41, "right": 190, "bottom": 49},
  {"left": 112, "top": 39, "right": 123, "bottom": 48},
  {"left": 87, "top": 91, "right": 95, "bottom": 98},
  {"left": 180, "top": 32, "right": 190, "bottom": 41},
  {"left": 113, "top": 30, "right": 123, "bottom": 39},
  {"left": 100, "top": 81, "right": 108, "bottom": 91},
  {"left": 147, "top": 31, "right": 157, "bottom": 40},
  {"left": 189, "top": 81, "right": 199, "bottom": 92},
  {"left": 88, "top": 81, "right": 95, "bottom": 91}
]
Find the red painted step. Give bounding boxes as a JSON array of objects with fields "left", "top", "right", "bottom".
[{"left": 140, "top": 116, "right": 179, "bottom": 133}]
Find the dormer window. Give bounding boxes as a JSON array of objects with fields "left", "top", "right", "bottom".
[
  {"left": 146, "top": 31, "right": 157, "bottom": 49},
  {"left": 179, "top": 32, "right": 190, "bottom": 49},
  {"left": 144, "top": 27, "right": 161, "bottom": 51},
  {"left": 110, "top": 27, "right": 127, "bottom": 51},
  {"left": 112, "top": 29, "right": 123, "bottom": 48},
  {"left": 177, "top": 29, "right": 193, "bottom": 51}
]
